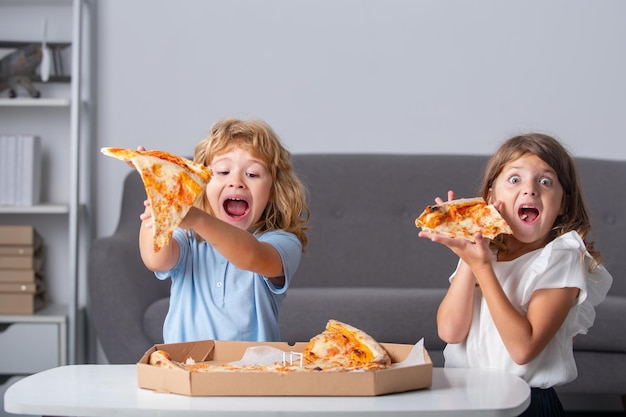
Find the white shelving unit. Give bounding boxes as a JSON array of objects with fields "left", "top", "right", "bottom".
[
  {"left": 0, "top": 98, "right": 71, "bottom": 107},
  {"left": 0, "top": 0, "right": 95, "bottom": 368}
]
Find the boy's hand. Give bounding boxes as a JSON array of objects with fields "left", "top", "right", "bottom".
[
  {"left": 140, "top": 199, "right": 154, "bottom": 228},
  {"left": 127, "top": 146, "right": 146, "bottom": 169}
]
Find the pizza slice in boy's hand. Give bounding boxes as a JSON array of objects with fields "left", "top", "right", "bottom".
[
  {"left": 415, "top": 197, "right": 512, "bottom": 242},
  {"left": 101, "top": 147, "right": 212, "bottom": 252}
]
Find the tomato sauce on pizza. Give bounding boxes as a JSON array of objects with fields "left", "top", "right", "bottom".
[
  {"left": 101, "top": 147, "right": 212, "bottom": 251},
  {"left": 416, "top": 197, "right": 512, "bottom": 242}
]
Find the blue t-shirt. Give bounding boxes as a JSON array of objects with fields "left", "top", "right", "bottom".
[{"left": 155, "top": 228, "right": 302, "bottom": 343}]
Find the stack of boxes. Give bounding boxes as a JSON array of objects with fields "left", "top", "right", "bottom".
[{"left": 0, "top": 225, "right": 46, "bottom": 314}]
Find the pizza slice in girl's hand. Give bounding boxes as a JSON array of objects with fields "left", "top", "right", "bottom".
[
  {"left": 101, "top": 147, "right": 212, "bottom": 252},
  {"left": 415, "top": 197, "right": 512, "bottom": 242}
]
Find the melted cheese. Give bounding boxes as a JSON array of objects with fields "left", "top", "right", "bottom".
[
  {"left": 415, "top": 197, "right": 512, "bottom": 241},
  {"left": 101, "top": 147, "right": 212, "bottom": 251}
]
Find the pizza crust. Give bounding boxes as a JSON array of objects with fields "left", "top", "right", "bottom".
[{"left": 149, "top": 349, "right": 186, "bottom": 370}]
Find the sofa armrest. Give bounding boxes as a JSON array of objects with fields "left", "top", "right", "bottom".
[{"left": 88, "top": 229, "right": 170, "bottom": 364}]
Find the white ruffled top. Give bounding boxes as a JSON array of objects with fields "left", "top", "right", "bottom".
[{"left": 443, "top": 230, "right": 613, "bottom": 388}]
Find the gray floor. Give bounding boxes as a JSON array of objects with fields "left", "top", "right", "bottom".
[{"left": 560, "top": 392, "right": 624, "bottom": 413}]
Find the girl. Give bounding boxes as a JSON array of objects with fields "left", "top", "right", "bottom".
[
  {"left": 138, "top": 118, "right": 309, "bottom": 344},
  {"left": 419, "top": 133, "right": 612, "bottom": 416}
]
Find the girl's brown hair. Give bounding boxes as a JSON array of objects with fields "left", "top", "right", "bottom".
[
  {"left": 480, "top": 133, "right": 601, "bottom": 268},
  {"left": 192, "top": 118, "right": 309, "bottom": 251}
]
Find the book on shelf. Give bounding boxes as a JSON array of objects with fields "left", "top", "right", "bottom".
[
  {"left": 0, "top": 134, "right": 42, "bottom": 206},
  {"left": 0, "top": 134, "right": 17, "bottom": 205},
  {"left": 0, "top": 225, "right": 44, "bottom": 247}
]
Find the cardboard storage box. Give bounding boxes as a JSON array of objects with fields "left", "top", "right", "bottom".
[
  {"left": 137, "top": 339, "right": 432, "bottom": 396},
  {"left": 0, "top": 280, "right": 46, "bottom": 314}
]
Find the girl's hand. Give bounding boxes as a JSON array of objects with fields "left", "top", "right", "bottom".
[
  {"left": 418, "top": 231, "right": 492, "bottom": 273},
  {"left": 418, "top": 189, "right": 493, "bottom": 269},
  {"left": 434, "top": 190, "right": 455, "bottom": 205},
  {"left": 140, "top": 199, "right": 153, "bottom": 228},
  {"left": 492, "top": 199, "right": 504, "bottom": 212}
]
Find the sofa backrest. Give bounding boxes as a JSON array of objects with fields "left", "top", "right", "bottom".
[
  {"left": 575, "top": 157, "right": 626, "bottom": 296},
  {"left": 291, "top": 154, "right": 626, "bottom": 296}
]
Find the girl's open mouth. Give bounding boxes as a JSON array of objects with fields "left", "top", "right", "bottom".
[{"left": 519, "top": 205, "right": 539, "bottom": 223}]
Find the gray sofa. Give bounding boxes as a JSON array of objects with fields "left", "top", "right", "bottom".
[{"left": 88, "top": 154, "right": 625, "bottom": 407}]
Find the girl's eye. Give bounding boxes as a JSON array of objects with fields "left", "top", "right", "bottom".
[
  {"left": 246, "top": 172, "right": 259, "bottom": 178},
  {"left": 508, "top": 175, "right": 521, "bottom": 184},
  {"left": 216, "top": 170, "right": 229, "bottom": 176},
  {"left": 539, "top": 177, "right": 553, "bottom": 186}
]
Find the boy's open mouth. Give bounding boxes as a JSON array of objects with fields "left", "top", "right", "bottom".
[
  {"left": 224, "top": 198, "right": 249, "bottom": 218},
  {"left": 519, "top": 205, "right": 539, "bottom": 223}
]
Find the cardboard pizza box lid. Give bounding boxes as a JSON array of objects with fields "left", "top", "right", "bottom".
[{"left": 137, "top": 339, "right": 432, "bottom": 396}]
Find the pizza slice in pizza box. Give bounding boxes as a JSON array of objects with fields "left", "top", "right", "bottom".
[{"left": 101, "top": 147, "right": 212, "bottom": 252}]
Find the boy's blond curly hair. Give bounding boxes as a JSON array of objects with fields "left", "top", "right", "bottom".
[{"left": 192, "top": 118, "right": 309, "bottom": 251}]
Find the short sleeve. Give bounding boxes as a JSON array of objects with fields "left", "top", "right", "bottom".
[
  {"left": 154, "top": 228, "right": 190, "bottom": 280},
  {"left": 521, "top": 231, "right": 613, "bottom": 334},
  {"left": 258, "top": 231, "right": 302, "bottom": 294}
]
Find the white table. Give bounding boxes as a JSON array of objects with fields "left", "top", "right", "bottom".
[{"left": 5, "top": 365, "right": 530, "bottom": 417}]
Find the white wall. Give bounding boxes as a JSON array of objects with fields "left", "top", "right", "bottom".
[{"left": 95, "top": 0, "right": 626, "bottom": 238}]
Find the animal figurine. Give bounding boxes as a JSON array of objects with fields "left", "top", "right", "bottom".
[{"left": 0, "top": 43, "right": 45, "bottom": 98}]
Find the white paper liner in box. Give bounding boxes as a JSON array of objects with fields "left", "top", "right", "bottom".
[{"left": 391, "top": 338, "right": 425, "bottom": 368}]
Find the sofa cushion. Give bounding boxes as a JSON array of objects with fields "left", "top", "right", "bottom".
[
  {"left": 292, "top": 154, "right": 486, "bottom": 290},
  {"left": 573, "top": 295, "right": 626, "bottom": 353},
  {"left": 278, "top": 287, "right": 447, "bottom": 352},
  {"left": 142, "top": 297, "right": 168, "bottom": 345},
  {"left": 142, "top": 288, "right": 447, "bottom": 354},
  {"left": 141, "top": 294, "right": 626, "bottom": 355},
  {"left": 556, "top": 350, "right": 626, "bottom": 394}
]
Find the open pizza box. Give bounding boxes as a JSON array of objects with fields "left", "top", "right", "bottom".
[{"left": 137, "top": 339, "right": 432, "bottom": 396}]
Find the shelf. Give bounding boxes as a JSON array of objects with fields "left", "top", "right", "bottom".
[
  {"left": 0, "top": 204, "right": 69, "bottom": 214},
  {"left": 0, "top": 304, "right": 68, "bottom": 323},
  {"left": 0, "top": 98, "right": 71, "bottom": 107},
  {"left": 0, "top": 0, "right": 94, "bottom": 368}
]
